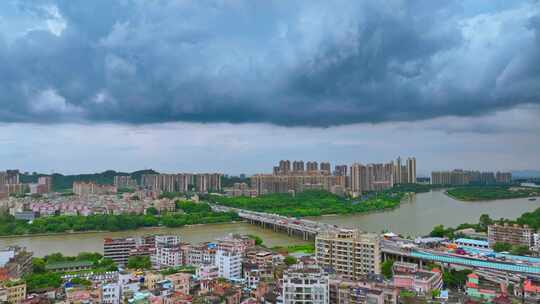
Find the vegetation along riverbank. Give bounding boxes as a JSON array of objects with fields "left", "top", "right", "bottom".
[{"left": 446, "top": 185, "right": 540, "bottom": 201}]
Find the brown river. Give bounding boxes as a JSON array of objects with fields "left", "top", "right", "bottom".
[{"left": 1, "top": 190, "right": 538, "bottom": 256}]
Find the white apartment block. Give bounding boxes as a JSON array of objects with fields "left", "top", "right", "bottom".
[
  {"left": 215, "top": 249, "right": 242, "bottom": 280},
  {"left": 151, "top": 235, "right": 182, "bottom": 269},
  {"left": 282, "top": 263, "right": 329, "bottom": 304},
  {"left": 101, "top": 282, "right": 121, "bottom": 304},
  {"left": 155, "top": 235, "right": 181, "bottom": 247},
  {"left": 152, "top": 246, "right": 182, "bottom": 269}
]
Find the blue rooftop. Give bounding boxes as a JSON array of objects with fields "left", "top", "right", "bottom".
[
  {"left": 411, "top": 251, "right": 540, "bottom": 274},
  {"left": 455, "top": 238, "right": 489, "bottom": 246}
]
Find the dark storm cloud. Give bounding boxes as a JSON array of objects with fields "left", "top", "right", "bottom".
[{"left": 0, "top": 0, "right": 539, "bottom": 126}]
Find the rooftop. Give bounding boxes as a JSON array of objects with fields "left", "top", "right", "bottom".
[
  {"left": 45, "top": 260, "right": 94, "bottom": 270},
  {"left": 455, "top": 238, "right": 489, "bottom": 247}
]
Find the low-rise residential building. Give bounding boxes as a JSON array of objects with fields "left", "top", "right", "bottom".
[
  {"left": 488, "top": 223, "right": 534, "bottom": 248},
  {"left": 216, "top": 234, "right": 256, "bottom": 254},
  {"left": 0, "top": 279, "right": 26, "bottom": 304},
  {"left": 65, "top": 287, "right": 102, "bottom": 303},
  {"left": 282, "top": 262, "right": 329, "bottom": 304},
  {"left": 522, "top": 279, "right": 540, "bottom": 301},
  {"left": 103, "top": 237, "right": 137, "bottom": 266},
  {"left": 165, "top": 272, "right": 191, "bottom": 295},
  {"left": 465, "top": 273, "right": 504, "bottom": 302},
  {"left": 197, "top": 264, "right": 219, "bottom": 281},
  {"left": 392, "top": 262, "right": 442, "bottom": 295},
  {"left": 143, "top": 272, "right": 164, "bottom": 290},
  {"left": 188, "top": 242, "right": 217, "bottom": 266},
  {"left": 45, "top": 260, "right": 94, "bottom": 273},
  {"left": 329, "top": 276, "right": 399, "bottom": 304},
  {"left": 0, "top": 246, "right": 33, "bottom": 279},
  {"left": 101, "top": 282, "right": 121, "bottom": 304}
]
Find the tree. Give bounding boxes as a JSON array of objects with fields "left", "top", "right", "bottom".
[
  {"left": 492, "top": 242, "right": 512, "bottom": 252},
  {"left": 443, "top": 269, "right": 472, "bottom": 289},
  {"left": 510, "top": 245, "right": 530, "bottom": 256},
  {"left": 430, "top": 225, "right": 445, "bottom": 237},
  {"left": 24, "top": 272, "right": 63, "bottom": 292},
  {"left": 127, "top": 256, "right": 151, "bottom": 269},
  {"left": 381, "top": 260, "right": 394, "bottom": 279},
  {"left": 31, "top": 258, "right": 46, "bottom": 274},
  {"left": 248, "top": 235, "right": 264, "bottom": 246},
  {"left": 146, "top": 207, "right": 158, "bottom": 216},
  {"left": 399, "top": 290, "right": 418, "bottom": 304},
  {"left": 479, "top": 214, "right": 493, "bottom": 231},
  {"left": 284, "top": 256, "right": 297, "bottom": 266}
]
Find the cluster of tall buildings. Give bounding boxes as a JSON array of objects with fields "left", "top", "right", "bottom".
[
  {"left": 0, "top": 170, "right": 52, "bottom": 199},
  {"left": 350, "top": 157, "right": 416, "bottom": 196},
  {"left": 252, "top": 157, "right": 416, "bottom": 197},
  {"left": 140, "top": 173, "right": 222, "bottom": 194},
  {"left": 431, "top": 170, "right": 512, "bottom": 186},
  {"left": 113, "top": 176, "right": 137, "bottom": 189}
]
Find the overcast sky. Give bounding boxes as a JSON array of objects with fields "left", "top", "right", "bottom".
[{"left": 0, "top": 0, "right": 539, "bottom": 175}]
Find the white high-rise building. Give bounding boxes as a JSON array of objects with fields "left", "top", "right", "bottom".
[
  {"left": 282, "top": 263, "right": 329, "bottom": 304},
  {"left": 394, "top": 157, "right": 402, "bottom": 184},
  {"left": 406, "top": 157, "right": 417, "bottom": 183},
  {"left": 215, "top": 249, "right": 242, "bottom": 280},
  {"left": 349, "top": 163, "right": 364, "bottom": 197}
]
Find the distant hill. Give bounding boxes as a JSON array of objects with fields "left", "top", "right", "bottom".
[{"left": 20, "top": 169, "right": 160, "bottom": 191}]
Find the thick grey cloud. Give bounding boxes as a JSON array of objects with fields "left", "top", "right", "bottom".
[{"left": 0, "top": 0, "right": 539, "bottom": 126}]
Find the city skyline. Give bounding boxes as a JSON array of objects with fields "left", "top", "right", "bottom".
[{"left": 0, "top": 1, "right": 539, "bottom": 175}]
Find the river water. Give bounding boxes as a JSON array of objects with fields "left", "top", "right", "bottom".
[
  {"left": 1, "top": 190, "right": 538, "bottom": 257},
  {"left": 312, "top": 189, "right": 540, "bottom": 237}
]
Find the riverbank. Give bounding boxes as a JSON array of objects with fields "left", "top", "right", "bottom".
[
  {"left": 0, "top": 222, "right": 310, "bottom": 257},
  {"left": 0, "top": 220, "right": 246, "bottom": 239},
  {"left": 0, "top": 207, "right": 240, "bottom": 237},
  {"left": 445, "top": 186, "right": 540, "bottom": 202}
]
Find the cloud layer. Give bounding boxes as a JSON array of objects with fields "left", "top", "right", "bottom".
[
  {"left": 0, "top": 0, "right": 539, "bottom": 126},
  {"left": 2, "top": 106, "right": 539, "bottom": 175}
]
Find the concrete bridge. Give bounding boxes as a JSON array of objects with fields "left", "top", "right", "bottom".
[{"left": 210, "top": 204, "right": 339, "bottom": 240}]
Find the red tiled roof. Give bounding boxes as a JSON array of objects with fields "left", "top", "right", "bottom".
[
  {"left": 524, "top": 280, "right": 540, "bottom": 293},
  {"left": 467, "top": 273, "right": 479, "bottom": 279}
]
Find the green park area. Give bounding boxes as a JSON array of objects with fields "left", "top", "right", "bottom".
[
  {"left": 211, "top": 189, "right": 407, "bottom": 217},
  {"left": 0, "top": 202, "right": 239, "bottom": 236},
  {"left": 446, "top": 186, "right": 540, "bottom": 201}
]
